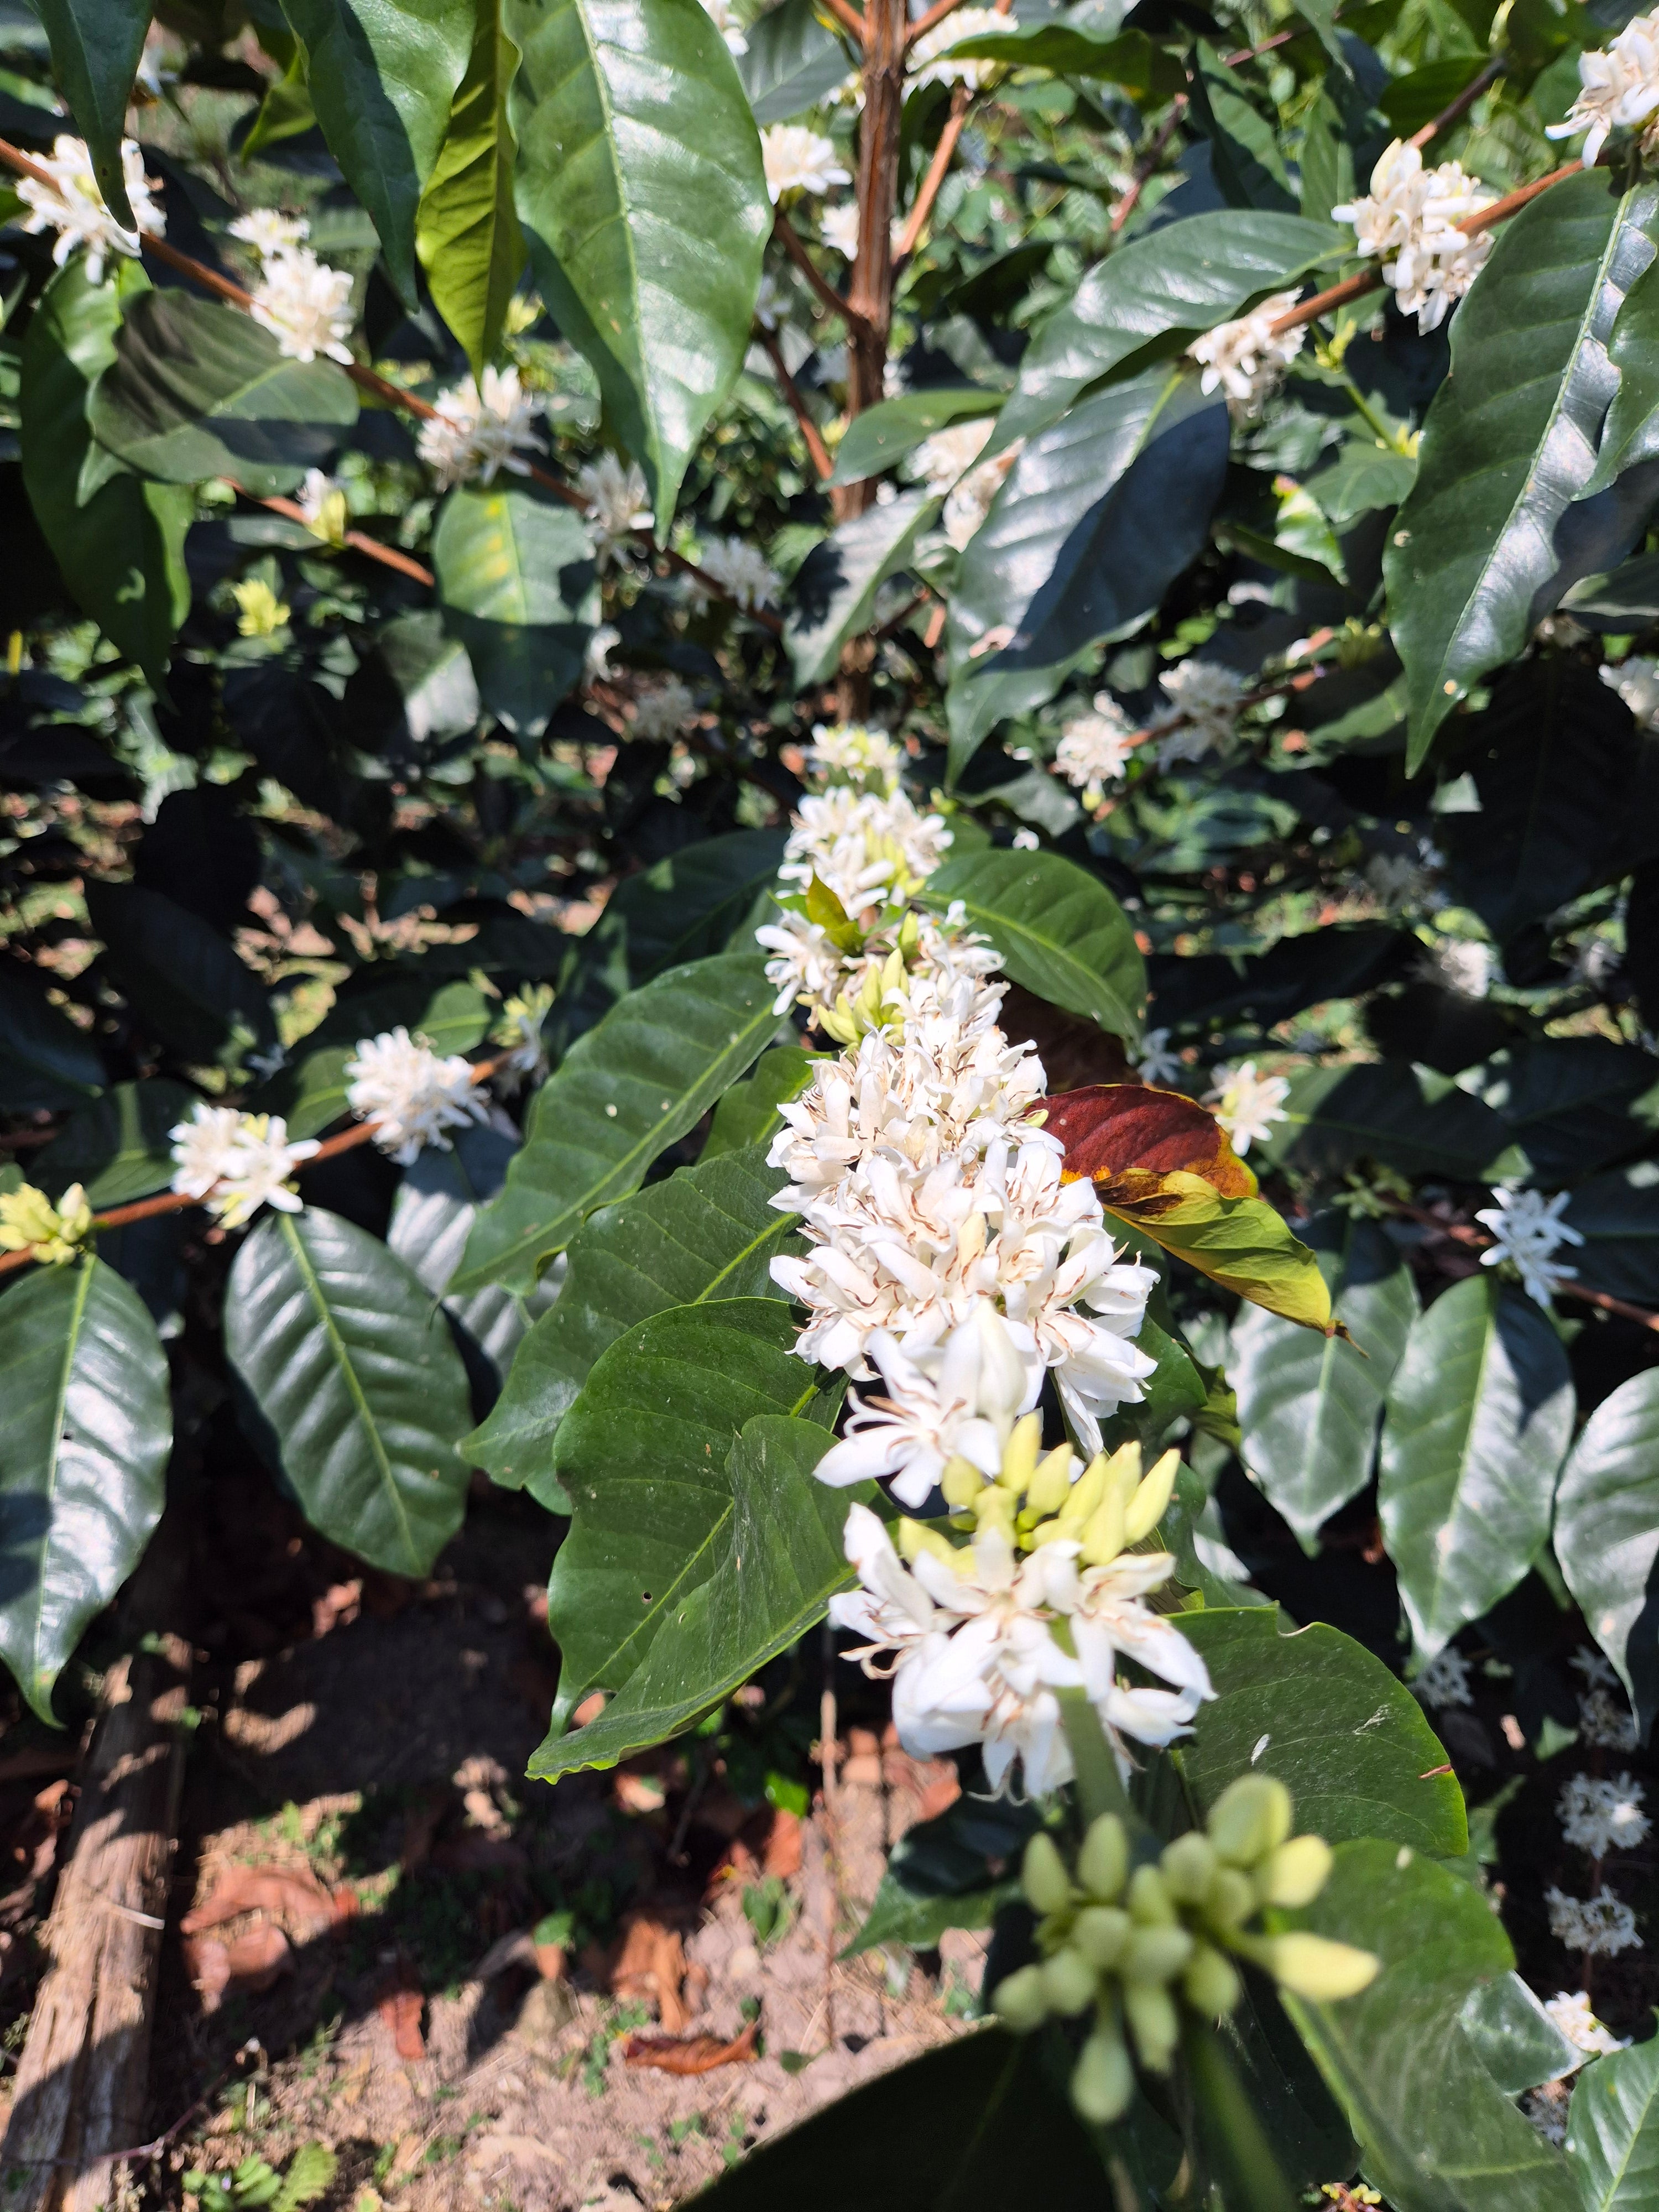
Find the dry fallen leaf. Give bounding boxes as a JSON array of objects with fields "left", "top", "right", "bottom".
[
  {"left": 311, "top": 1579, "right": 362, "bottom": 1639},
  {"left": 377, "top": 1981, "right": 425, "bottom": 2060},
  {"left": 610, "top": 1912, "right": 687, "bottom": 2033},
  {"left": 180, "top": 1864, "right": 336, "bottom": 1937},
  {"left": 184, "top": 1923, "right": 291, "bottom": 2010},
  {"left": 623, "top": 2019, "right": 759, "bottom": 2075}
]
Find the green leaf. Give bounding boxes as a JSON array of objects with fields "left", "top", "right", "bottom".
[
  {"left": 271, "top": 2143, "right": 338, "bottom": 2212},
  {"left": 945, "top": 366, "right": 1229, "bottom": 775},
  {"left": 1106, "top": 1314, "right": 1206, "bottom": 1449},
  {"left": 1305, "top": 439, "right": 1418, "bottom": 528},
  {"left": 598, "top": 828, "right": 789, "bottom": 985},
  {"left": 35, "top": 0, "right": 153, "bottom": 228},
  {"left": 225, "top": 1207, "right": 474, "bottom": 1577},
  {"left": 784, "top": 490, "right": 938, "bottom": 688},
  {"left": 1108, "top": 1185, "right": 1335, "bottom": 1335},
  {"left": 243, "top": 40, "right": 316, "bottom": 156},
  {"left": 415, "top": 0, "right": 526, "bottom": 375},
  {"left": 0, "top": 968, "right": 105, "bottom": 1110},
  {"left": 453, "top": 953, "right": 785, "bottom": 1296},
  {"left": 1379, "top": 53, "right": 1492, "bottom": 135},
  {"left": 1232, "top": 1213, "right": 1419, "bottom": 1551},
  {"left": 88, "top": 290, "right": 359, "bottom": 498},
  {"left": 463, "top": 1142, "right": 800, "bottom": 1494},
  {"left": 1386, "top": 172, "right": 1659, "bottom": 771},
  {"left": 1282, "top": 1840, "right": 1580, "bottom": 2212},
  {"left": 279, "top": 0, "right": 474, "bottom": 307},
  {"left": 1586, "top": 180, "right": 1659, "bottom": 495},
  {"left": 828, "top": 387, "right": 998, "bottom": 488},
  {"left": 533, "top": 1411, "right": 851, "bottom": 1776},
  {"left": 1262, "top": 1061, "right": 1512, "bottom": 1182},
  {"left": 85, "top": 882, "right": 276, "bottom": 1068},
  {"left": 948, "top": 22, "right": 1182, "bottom": 100},
  {"left": 540, "top": 1299, "right": 836, "bottom": 1729},
  {"left": 737, "top": 0, "right": 853, "bottom": 124},
  {"left": 1562, "top": 548, "right": 1659, "bottom": 627},
  {"left": 258, "top": 977, "right": 491, "bottom": 1140},
  {"left": 1463, "top": 1037, "right": 1659, "bottom": 1183},
  {"left": 1568, "top": 2025, "right": 1659, "bottom": 2211},
  {"left": 1378, "top": 1275, "right": 1575, "bottom": 1658},
  {"left": 20, "top": 262, "right": 191, "bottom": 689},
  {"left": 1566, "top": 1164, "right": 1659, "bottom": 1305},
  {"left": 1179, "top": 1607, "right": 1468, "bottom": 1855},
  {"left": 843, "top": 1792, "right": 1034, "bottom": 1956},
  {"left": 702, "top": 1043, "right": 817, "bottom": 1159},
  {"left": 432, "top": 481, "right": 598, "bottom": 737},
  {"left": 1190, "top": 43, "right": 1297, "bottom": 212},
  {"left": 1554, "top": 1369, "right": 1659, "bottom": 1743},
  {"left": 34, "top": 1079, "right": 195, "bottom": 1208},
  {"left": 1462, "top": 1973, "right": 1585, "bottom": 2096},
  {"left": 0, "top": 1255, "right": 171, "bottom": 1723},
  {"left": 387, "top": 1123, "right": 528, "bottom": 1385},
  {"left": 505, "top": 0, "right": 770, "bottom": 529},
  {"left": 990, "top": 211, "right": 1343, "bottom": 456},
  {"left": 921, "top": 846, "right": 1145, "bottom": 1039}
]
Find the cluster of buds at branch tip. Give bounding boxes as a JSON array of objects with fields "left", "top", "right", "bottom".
[
  {"left": 0, "top": 1181, "right": 93, "bottom": 1266},
  {"left": 992, "top": 1776, "right": 1379, "bottom": 2126},
  {"left": 937, "top": 1419, "right": 1180, "bottom": 1562}
]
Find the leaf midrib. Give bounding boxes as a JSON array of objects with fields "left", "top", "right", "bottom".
[
  {"left": 565, "top": 0, "right": 651, "bottom": 481},
  {"left": 33, "top": 1255, "right": 95, "bottom": 1695}
]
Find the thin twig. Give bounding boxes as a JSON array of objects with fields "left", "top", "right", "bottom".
[
  {"left": 1111, "top": 97, "right": 1188, "bottom": 236},
  {"left": 1390, "top": 1199, "right": 1659, "bottom": 1333},
  {"left": 896, "top": 86, "right": 971, "bottom": 260},
  {"left": 236, "top": 483, "right": 435, "bottom": 585},
  {"left": 820, "top": 0, "right": 868, "bottom": 43},
  {"left": 773, "top": 206, "right": 874, "bottom": 338},
  {"left": 1407, "top": 54, "right": 1504, "bottom": 149},
  {"left": 1219, "top": 25, "right": 1302, "bottom": 63},
  {"left": 754, "top": 324, "right": 834, "bottom": 481}
]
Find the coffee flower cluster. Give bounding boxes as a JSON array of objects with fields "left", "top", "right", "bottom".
[
  {"left": 170, "top": 1105, "right": 321, "bottom": 1228},
  {"left": 345, "top": 1029, "right": 490, "bottom": 1165},
  {"left": 418, "top": 367, "right": 544, "bottom": 490},
  {"left": 1333, "top": 139, "right": 1495, "bottom": 334},
  {"left": 18, "top": 135, "right": 165, "bottom": 281},
  {"left": 1188, "top": 293, "right": 1307, "bottom": 420},
  {"left": 993, "top": 1780, "right": 1378, "bottom": 2124},
  {"left": 1550, "top": 12, "right": 1659, "bottom": 165}
]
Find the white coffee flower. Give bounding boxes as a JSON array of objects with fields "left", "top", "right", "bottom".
[
  {"left": 1071, "top": 1545, "right": 1215, "bottom": 1756},
  {"left": 1056, "top": 694, "right": 1137, "bottom": 804},
  {"left": 1602, "top": 654, "right": 1659, "bottom": 729},
  {"left": 1133, "top": 1029, "right": 1185, "bottom": 1088},
  {"left": 908, "top": 6, "right": 1008, "bottom": 90},
  {"left": 1580, "top": 1686, "right": 1641, "bottom": 1752},
  {"left": 584, "top": 622, "right": 620, "bottom": 681},
  {"left": 803, "top": 722, "right": 904, "bottom": 792},
  {"left": 295, "top": 468, "right": 348, "bottom": 545},
  {"left": 1559, "top": 1772, "right": 1650, "bottom": 1859},
  {"left": 628, "top": 674, "right": 696, "bottom": 741},
  {"left": 1206, "top": 1061, "right": 1288, "bottom": 1155},
  {"left": 1155, "top": 659, "right": 1248, "bottom": 765},
  {"left": 1422, "top": 933, "right": 1494, "bottom": 997},
  {"left": 1545, "top": 1990, "right": 1628, "bottom": 2059},
  {"left": 1332, "top": 140, "right": 1495, "bottom": 334},
  {"left": 18, "top": 134, "right": 165, "bottom": 283},
  {"left": 1188, "top": 293, "right": 1307, "bottom": 420},
  {"left": 1548, "top": 12, "right": 1659, "bottom": 165},
  {"left": 228, "top": 206, "right": 308, "bottom": 258},
  {"left": 1547, "top": 1884, "right": 1643, "bottom": 1957},
  {"left": 1524, "top": 2081, "right": 1572, "bottom": 2147},
  {"left": 1412, "top": 1645, "right": 1473, "bottom": 1709},
  {"left": 1365, "top": 849, "right": 1438, "bottom": 911},
  {"left": 1011, "top": 828, "right": 1039, "bottom": 850},
  {"left": 416, "top": 366, "right": 542, "bottom": 491},
  {"left": 169, "top": 1103, "right": 320, "bottom": 1229},
  {"left": 821, "top": 202, "right": 861, "bottom": 259},
  {"left": 249, "top": 245, "right": 355, "bottom": 364},
  {"left": 914, "top": 418, "right": 996, "bottom": 496},
  {"left": 698, "top": 0, "right": 749, "bottom": 53},
  {"left": 687, "top": 535, "right": 781, "bottom": 612},
  {"left": 1389, "top": 222, "right": 1493, "bottom": 335},
  {"left": 776, "top": 784, "right": 952, "bottom": 917},
  {"left": 760, "top": 124, "right": 851, "bottom": 203},
  {"left": 1475, "top": 1186, "right": 1584, "bottom": 1308},
  {"left": 345, "top": 1027, "right": 490, "bottom": 1164},
  {"left": 577, "top": 451, "right": 652, "bottom": 566}
]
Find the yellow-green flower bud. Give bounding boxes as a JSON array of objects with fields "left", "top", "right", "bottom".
[
  {"left": 1072, "top": 1905, "right": 1132, "bottom": 1970},
  {"left": 1056, "top": 1450, "right": 1110, "bottom": 1529},
  {"left": 1122, "top": 1981, "right": 1181, "bottom": 2072},
  {"left": 940, "top": 1455, "right": 984, "bottom": 1509},
  {"left": 1042, "top": 1947, "right": 1099, "bottom": 2016},
  {"left": 1207, "top": 1774, "right": 1293, "bottom": 1867},
  {"left": 1071, "top": 2024, "right": 1134, "bottom": 2124},
  {"left": 1127, "top": 1863, "right": 1176, "bottom": 1926},
  {"left": 1023, "top": 1832, "right": 1074, "bottom": 1916},
  {"left": 1160, "top": 1832, "right": 1218, "bottom": 1905},
  {"left": 1121, "top": 1926, "right": 1194, "bottom": 1985},
  {"left": 1078, "top": 1489, "right": 1126, "bottom": 1567},
  {"left": 1203, "top": 1866, "right": 1256, "bottom": 1929},
  {"left": 1123, "top": 1447, "right": 1181, "bottom": 1545},
  {"left": 993, "top": 1962, "right": 1050, "bottom": 2031},
  {"left": 1027, "top": 1443, "right": 1074, "bottom": 1518},
  {"left": 1078, "top": 1812, "right": 1129, "bottom": 1902},
  {"left": 1258, "top": 1834, "right": 1333, "bottom": 1909},
  {"left": 0, "top": 1180, "right": 93, "bottom": 1266},
  {"left": 1183, "top": 1942, "right": 1242, "bottom": 2018},
  {"left": 999, "top": 1410, "right": 1042, "bottom": 1493},
  {"left": 897, "top": 1519, "right": 962, "bottom": 1571},
  {"left": 1252, "top": 1933, "right": 1380, "bottom": 2001}
]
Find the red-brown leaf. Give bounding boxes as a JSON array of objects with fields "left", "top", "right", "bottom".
[
  {"left": 180, "top": 1864, "right": 336, "bottom": 1936},
  {"left": 623, "top": 2019, "right": 759, "bottom": 2074},
  {"left": 378, "top": 1983, "right": 425, "bottom": 2060},
  {"left": 1040, "top": 1084, "right": 1256, "bottom": 1199}
]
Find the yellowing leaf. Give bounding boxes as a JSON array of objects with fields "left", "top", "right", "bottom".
[{"left": 417, "top": 0, "right": 526, "bottom": 375}]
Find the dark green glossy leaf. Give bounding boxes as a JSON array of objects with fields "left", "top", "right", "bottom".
[
  {"left": 34, "top": 1079, "right": 194, "bottom": 1208},
  {"left": 0, "top": 968, "right": 105, "bottom": 1111},
  {"left": 1146, "top": 925, "right": 1411, "bottom": 1032},
  {"left": 88, "top": 290, "right": 359, "bottom": 498},
  {"left": 415, "top": 0, "right": 525, "bottom": 374},
  {"left": 0, "top": 1255, "right": 171, "bottom": 1723},
  {"left": 1463, "top": 1037, "right": 1659, "bottom": 1183},
  {"left": 540, "top": 1299, "right": 837, "bottom": 1729},
  {"left": 1563, "top": 547, "right": 1659, "bottom": 626},
  {"left": 463, "top": 1142, "right": 800, "bottom": 1494},
  {"left": 603, "top": 828, "right": 788, "bottom": 984},
  {"left": 922, "top": 846, "right": 1146, "bottom": 1037},
  {"left": 533, "top": 1412, "right": 850, "bottom": 1776},
  {"left": 829, "top": 388, "right": 996, "bottom": 488},
  {"left": 280, "top": 0, "right": 474, "bottom": 307},
  {"left": 785, "top": 490, "right": 938, "bottom": 688},
  {"left": 948, "top": 22, "right": 1182, "bottom": 99},
  {"left": 1386, "top": 173, "right": 1659, "bottom": 770},
  {"left": 1586, "top": 181, "right": 1659, "bottom": 495},
  {"left": 258, "top": 977, "right": 491, "bottom": 1140},
  {"left": 1261, "top": 1061, "right": 1513, "bottom": 1182},
  {"left": 1232, "top": 1213, "right": 1418, "bottom": 1551},
  {"left": 1379, "top": 53, "right": 1491, "bottom": 135},
  {"left": 1179, "top": 1606, "right": 1468, "bottom": 1855},
  {"left": 507, "top": 0, "right": 770, "bottom": 528},
  {"left": 85, "top": 881, "right": 276, "bottom": 1068},
  {"left": 1378, "top": 1275, "right": 1575, "bottom": 1658},
  {"left": 1555, "top": 1370, "right": 1659, "bottom": 1744},
  {"left": 1190, "top": 42, "right": 1297, "bottom": 211},
  {"left": 1568, "top": 2025, "right": 1659, "bottom": 2210},
  {"left": 1305, "top": 439, "right": 1418, "bottom": 527},
  {"left": 454, "top": 954, "right": 785, "bottom": 1296},
  {"left": 702, "top": 1043, "right": 817, "bottom": 1159},
  {"left": 388, "top": 1122, "right": 528, "bottom": 1386},
  {"left": 433, "top": 482, "right": 597, "bottom": 738},
  {"left": 1566, "top": 1164, "right": 1659, "bottom": 1304},
  {"left": 738, "top": 0, "right": 853, "bottom": 124},
  {"left": 226, "top": 1206, "right": 473, "bottom": 1578},
  {"left": 35, "top": 0, "right": 152, "bottom": 228},
  {"left": 843, "top": 1793, "right": 1034, "bottom": 1956},
  {"left": 1462, "top": 1973, "right": 1585, "bottom": 2096}
]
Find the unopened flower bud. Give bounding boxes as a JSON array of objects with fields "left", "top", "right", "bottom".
[
  {"left": 1160, "top": 1832, "right": 1218, "bottom": 1905},
  {"left": 1027, "top": 1443, "right": 1074, "bottom": 1517},
  {"left": 993, "top": 1962, "right": 1050, "bottom": 2031},
  {"left": 1072, "top": 1905, "right": 1131, "bottom": 1970},
  {"left": 1183, "top": 1942, "right": 1242, "bottom": 2018},
  {"left": 1023, "top": 1832, "right": 1074, "bottom": 1916},
  {"left": 897, "top": 1519, "right": 961, "bottom": 1570},
  {"left": 1072, "top": 2023, "right": 1134, "bottom": 2124},
  {"left": 1078, "top": 1812, "right": 1129, "bottom": 1902},
  {"left": 1121, "top": 1926, "right": 1194, "bottom": 1985},
  {"left": 1253, "top": 1932, "right": 1380, "bottom": 2001},
  {"left": 1207, "top": 1774, "right": 1293, "bottom": 1866},
  {"left": 1122, "top": 1981, "right": 1180, "bottom": 2072},
  {"left": 1123, "top": 1448, "right": 1181, "bottom": 1545},
  {"left": 1042, "top": 1947, "right": 1099, "bottom": 2016},
  {"left": 1203, "top": 1866, "right": 1256, "bottom": 1929},
  {"left": 1079, "top": 1489, "right": 1126, "bottom": 1567},
  {"left": 998, "top": 1409, "right": 1042, "bottom": 1493},
  {"left": 1258, "top": 1834, "right": 1333, "bottom": 1909},
  {"left": 1127, "top": 1864, "right": 1176, "bottom": 1926},
  {"left": 940, "top": 1455, "right": 983, "bottom": 1508},
  {"left": 1056, "top": 1450, "right": 1109, "bottom": 1528}
]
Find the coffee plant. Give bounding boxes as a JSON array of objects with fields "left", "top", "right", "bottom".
[{"left": 4, "top": 0, "right": 1659, "bottom": 2192}]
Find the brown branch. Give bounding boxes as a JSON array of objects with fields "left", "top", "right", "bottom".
[
  {"left": 773, "top": 206, "right": 874, "bottom": 338},
  {"left": 754, "top": 324, "right": 834, "bottom": 481},
  {"left": 239, "top": 485, "right": 436, "bottom": 585},
  {"left": 1219, "top": 25, "right": 1302, "bottom": 62},
  {"left": 896, "top": 86, "right": 971, "bottom": 261},
  {"left": 1390, "top": 1199, "right": 1659, "bottom": 1333},
  {"left": 820, "top": 0, "right": 868, "bottom": 43},
  {"left": 1407, "top": 54, "right": 1504, "bottom": 149},
  {"left": 1112, "top": 96, "right": 1188, "bottom": 236}
]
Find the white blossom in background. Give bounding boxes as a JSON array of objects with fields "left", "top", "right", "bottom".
[
  {"left": 1524, "top": 2081, "right": 1572, "bottom": 2147},
  {"left": 688, "top": 535, "right": 781, "bottom": 612},
  {"left": 754, "top": 272, "right": 790, "bottom": 330},
  {"left": 228, "top": 206, "right": 308, "bottom": 258},
  {"left": 416, "top": 367, "right": 542, "bottom": 490},
  {"left": 776, "top": 782, "right": 952, "bottom": 915},
  {"left": 1411, "top": 1645, "right": 1474, "bottom": 1709},
  {"left": 908, "top": 6, "right": 1009, "bottom": 89},
  {"left": 295, "top": 468, "right": 348, "bottom": 545},
  {"left": 1580, "top": 1685, "right": 1642, "bottom": 1752},
  {"left": 804, "top": 721, "right": 904, "bottom": 791},
  {"left": 496, "top": 984, "right": 555, "bottom": 1089},
  {"left": 1575, "top": 1646, "right": 1620, "bottom": 1690},
  {"left": 249, "top": 246, "right": 355, "bottom": 364},
  {"left": 914, "top": 418, "right": 996, "bottom": 497},
  {"left": 821, "top": 202, "right": 860, "bottom": 259},
  {"left": 18, "top": 134, "right": 165, "bottom": 281},
  {"left": 1133, "top": 1028, "right": 1185, "bottom": 1088},
  {"left": 911, "top": 419, "right": 1020, "bottom": 552},
  {"left": 628, "top": 674, "right": 696, "bottom": 741},
  {"left": 584, "top": 622, "right": 620, "bottom": 682},
  {"left": 169, "top": 1103, "right": 320, "bottom": 1229},
  {"left": 1011, "top": 827, "right": 1039, "bottom": 850},
  {"left": 1332, "top": 139, "right": 1495, "bottom": 333},
  {"left": 1547, "top": 1885, "right": 1644, "bottom": 1957},
  {"left": 1545, "top": 1990, "right": 1628, "bottom": 2058},
  {"left": 1559, "top": 1772, "right": 1651, "bottom": 1859},
  {"left": 1421, "top": 933, "right": 1494, "bottom": 997},
  {"left": 577, "top": 452, "right": 651, "bottom": 566},
  {"left": 760, "top": 124, "right": 851, "bottom": 203},
  {"left": 1155, "top": 659, "right": 1249, "bottom": 765},
  {"left": 697, "top": 0, "right": 749, "bottom": 52},
  {"left": 1055, "top": 693, "right": 1137, "bottom": 804},
  {"left": 1206, "top": 1061, "right": 1289, "bottom": 1155},
  {"left": 345, "top": 1027, "right": 489, "bottom": 1164},
  {"left": 1475, "top": 1186, "right": 1584, "bottom": 1307},
  {"left": 1602, "top": 654, "right": 1659, "bottom": 729},
  {"left": 1365, "top": 847, "right": 1441, "bottom": 911},
  {"left": 1548, "top": 12, "right": 1659, "bottom": 164},
  {"left": 1188, "top": 294, "right": 1307, "bottom": 420}
]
